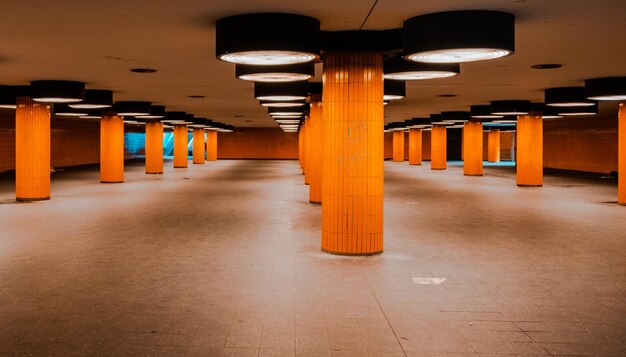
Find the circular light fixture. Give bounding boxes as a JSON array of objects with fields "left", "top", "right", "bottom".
[
  {"left": 430, "top": 114, "right": 447, "bottom": 125},
  {"left": 384, "top": 80, "right": 405, "bottom": 101},
  {"left": 268, "top": 107, "right": 304, "bottom": 116},
  {"left": 130, "top": 68, "right": 157, "bottom": 73},
  {"left": 53, "top": 104, "right": 88, "bottom": 117},
  {"left": 260, "top": 100, "right": 305, "bottom": 107},
  {"left": 542, "top": 106, "right": 564, "bottom": 119},
  {"left": 490, "top": 100, "right": 530, "bottom": 116},
  {"left": 442, "top": 111, "right": 470, "bottom": 123},
  {"left": 255, "top": 81, "right": 308, "bottom": 101},
  {"left": 403, "top": 10, "right": 515, "bottom": 63},
  {"left": 163, "top": 111, "right": 187, "bottom": 124},
  {"left": 388, "top": 122, "right": 407, "bottom": 131},
  {"left": 236, "top": 63, "right": 314, "bottom": 82},
  {"left": 136, "top": 105, "right": 166, "bottom": 119},
  {"left": 189, "top": 118, "right": 209, "bottom": 128},
  {"left": 557, "top": 103, "right": 598, "bottom": 116},
  {"left": 69, "top": 89, "right": 113, "bottom": 109},
  {"left": 30, "top": 80, "right": 85, "bottom": 103},
  {"left": 545, "top": 87, "right": 595, "bottom": 107},
  {"left": 0, "top": 85, "right": 31, "bottom": 109},
  {"left": 408, "top": 117, "right": 432, "bottom": 128},
  {"left": 275, "top": 119, "right": 301, "bottom": 124},
  {"left": 585, "top": 77, "right": 626, "bottom": 101},
  {"left": 114, "top": 101, "right": 152, "bottom": 116},
  {"left": 271, "top": 115, "right": 303, "bottom": 119},
  {"left": 384, "top": 57, "right": 460, "bottom": 80},
  {"left": 531, "top": 64, "right": 562, "bottom": 70},
  {"left": 216, "top": 13, "right": 321, "bottom": 65},
  {"left": 470, "top": 105, "right": 504, "bottom": 119},
  {"left": 79, "top": 111, "right": 104, "bottom": 119}
]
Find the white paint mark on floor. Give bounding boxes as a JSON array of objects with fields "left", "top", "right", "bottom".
[{"left": 412, "top": 277, "right": 446, "bottom": 285}]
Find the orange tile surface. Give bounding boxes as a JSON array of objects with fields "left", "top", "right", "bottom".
[
  {"left": 517, "top": 112, "right": 543, "bottom": 187},
  {"left": 408, "top": 128, "right": 422, "bottom": 165},
  {"left": 145, "top": 121, "right": 163, "bottom": 174},
  {"left": 100, "top": 113, "right": 124, "bottom": 183}
]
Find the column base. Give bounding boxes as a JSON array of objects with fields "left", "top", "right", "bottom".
[
  {"left": 305, "top": 182, "right": 310, "bottom": 185},
  {"left": 409, "top": 163, "right": 422, "bottom": 166},
  {"left": 309, "top": 200, "right": 321, "bottom": 205},
  {"left": 174, "top": 166, "right": 188, "bottom": 169},
  {"left": 146, "top": 172, "right": 163, "bottom": 175},
  {"left": 16, "top": 196, "right": 50, "bottom": 202},
  {"left": 618, "top": 202, "right": 626, "bottom": 206},
  {"left": 193, "top": 162, "right": 205, "bottom": 165},
  {"left": 431, "top": 168, "right": 446, "bottom": 170},
  {"left": 517, "top": 184, "right": 543, "bottom": 187},
  {"left": 101, "top": 181, "right": 124, "bottom": 184},
  {"left": 464, "top": 173, "right": 483, "bottom": 177},
  {"left": 321, "top": 248, "right": 383, "bottom": 256}
]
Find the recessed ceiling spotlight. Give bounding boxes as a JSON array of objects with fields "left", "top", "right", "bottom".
[
  {"left": 531, "top": 63, "right": 562, "bottom": 70},
  {"left": 188, "top": 95, "right": 205, "bottom": 99},
  {"left": 403, "top": 11, "right": 515, "bottom": 63},
  {"left": 130, "top": 68, "right": 157, "bottom": 73},
  {"left": 437, "top": 94, "right": 457, "bottom": 98}
]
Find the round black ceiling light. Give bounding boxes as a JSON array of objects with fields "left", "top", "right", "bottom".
[
  {"left": 403, "top": 10, "right": 515, "bottom": 63},
  {"left": 470, "top": 104, "right": 504, "bottom": 119},
  {"left": 384, "top": 57, "right": 460, "bottom": 80},
  {"left": 585, "top": 77, "right": 626, "bottom": 101},
  {"left": 236, "top": 63, "right": 314, "bottom": 82},
  {"left": 69, "top": 89, "right": 113, "bottom": 109},
  {"left": 490, "top": 100, "right": 530, "bottom": 116},
  {"left": 0, "top": 85, "right": 31, "bottom": 109},
  {"left": 163, "top": 111, "right": 187, "bottom": 124},
  {"left": 409, "top": 117, "right": 432, "bottom": 128},
  {"left": 268, "top": 107, "right": 305, "bottom": 116},
  {"left": 254, "top": 81, "right": 308, "bottom": 101},
  {"left": 53, "top": 104, "right": 88, "bottom": 117},
  {"left": 260, "top": 100, "right": 306, "bottom": 107},
  {"left": 384, "top": 80, "right": 406, "bottom": 101},
  {"left": 430, "top": 114, "right": 447, "bottom": 125},
  {"left": 545, "top": 87, "right": 595, "bottom": 107},
  {"left": 557, "top": 103, "right": 598, "bottom": 116},
  {"left": 30, "top": 80, "right": 85, "bottom": 103},
  {"left": 114, "top": 101, "right": 152, "bottom": 116},
  {"left": 216, "top": 13, "right": 321, "bottom": 65},
  {"left": 137, "top": 105, "right": 166, "bottom": 120},
  {"left": 442, "top": 111, "right": 470, "bottom": 123}
]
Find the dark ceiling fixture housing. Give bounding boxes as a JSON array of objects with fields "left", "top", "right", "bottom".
[
  {"left": 114, "top": 101, "right": 152, "bottom": 116},
  {"left": 557, "top": 103, "right": 599, "bottom": 116},
  {"left": 130, "top": 68, "right": 157, "bottom": 73},
  {"left": 69, "top": 89, "right": 113, "bottom": 109},
  {"left": 30, "top": 80, "right": 85, "bottom": 103},
  {"left": 442, "top": 111, "right": 470, "bottom": 123},
  {"left": 163, "top": 111, "right": 187, "bottom": 124},
  {"left": 0, "top": 85, "right": 31, "bottom": 109},
  {"left": 384, "top": 80, "right": 406, "bottom": 101},
  {"left": 585, "top": 77, "right": 626, "bottom": 101},
  {"left": 531, "top": 64, "right": 562, "bottom": 70},
  {"left": 384, "top": 57, "right": 460, "bottom": 80},
  {"left": 216, "top": 13, "right": 321, "bottom": 65},
  {"left": 136, "top": 105, "right": 166, "bottom": 119},
  {"left": 254, "top": 82, "right": 308, "bottom": 101},
  {"left": 189, "top": 118, "right": 209, "bottom": 128},
  {"left": 268, "top": 107, "right": 305, "bottom": 117},
  {"left": 260, "top": 100, "right": 306, "bottom": 107},
  {"left": 320, "top": 29, "right": 402, "bottom": 54},
  {"left": 236, "top": 63, "right": 315, "bottom": 82},
  {"left": 470, "top": 104, "right": 503, "bottom": 119},
  {"left": 403, "top": 10, "right": 515, "bottom": 63},
  {"left": 542, "top": 106, "right": 564, "bottom": 119},
  {"left": 430, "top": 114, "right": 447, "bottom": 125},
  {"left": 408, "top": 117, "right": 432, "bottom": 128},
  {"left": 491, "top": 100, "right": 530, "bottom": 116},
  {"left": 53, "top": 104, "right": 88, "bottom": 117},
  {"left": 545, "top": 87, "right": 596, "bottom": 107}
]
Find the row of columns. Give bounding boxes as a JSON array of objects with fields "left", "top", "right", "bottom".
[
  {"left": 391, "top": 112, "right": 544, "bottom": 187},
  {"left": 14, "top": 100, "right": 219, "bottom": 200}
]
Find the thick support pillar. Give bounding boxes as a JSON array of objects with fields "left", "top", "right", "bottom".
[
  {"left": 463, "top": 121, "right": 483, "bottom": 176},
  {"left": 516, "top": 111, "right": 543, "bottom": 187},
  {"left": 304, "top": 118, "right": 311, "bottom": 185},
  {"left": 408, "top": 128, "right": 422, "bottom": 165},
  {"left": 488, "top": 129, "right": 501, "bottom": 163},
  {"left": 618, "top": 102, "right": 626, "bottom": 205},
  {"left": 145, "top": 121, "right": 164, "bottom": 174},
  {"left": 393, "top": 130, "right": 405, "bottom": 162},
  {"left": 173, "top": 125, "right": 188, "bottom": 168},
  {"left": 15, "top": 97, "right": 51, "bottom": 201},
  {"left": 309, "top": 94, "right": 323, "bottom": 204},
  {"left": 192, "top": 128, "right": 205, "bottom": 164},
  {"left": 431, "top": 125, "right": 447, "bottom": 170},
  {"left": 322, "top": 52, "right": 384, "bottom": 256},
  {"left": 298, "top": 128, "right": 304, "bottom": 173},
  {"left": 206, "top": 130, "right": 218, "bottom": 161},
  {"left": 100, "top": 113, "right": 124, "bottom": 183}
]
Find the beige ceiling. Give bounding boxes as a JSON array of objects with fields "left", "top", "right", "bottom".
[{"left": 0, "top": 0, "right": 625, "bottom": 126}]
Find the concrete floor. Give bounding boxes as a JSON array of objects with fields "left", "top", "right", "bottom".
[{"left": 0, "top": 160, "right": 624, "bottom": 356}]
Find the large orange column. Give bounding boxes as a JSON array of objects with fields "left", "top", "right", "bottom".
[
  {"left": 192, "top": 128, "right": 205, "bottom": 164},
  {"left": 173, "top": 125, "right": 188, "bottom": 168},
  {"left": 516, "top": 111, "right": 543, "bottom": 186},
  {"left": 145, "top": 121, "right": 163, "bottom": 174},
  {"left": 463, "top": 121, "right": 483, "bottom": 176},
  {"left": 618, "top": 102, "right": 626, "bottom": 205},
  {"left": 303, "top": 117, "right": 311, "bottom": 185},
  {"left": 431, "top": 125, "right": 447, "bottom": 170},
  {"left": 100, "top": 113, "right": 124, "bottom": 183},
  {"left": 15, "top": 97, "right": 51, "bottom": 201},
  {"left": 309, "top": 94, "right": 323, "bottom": 204},
  {"left": 408, "top": 128, "right": 422, "bottom": 165},
  {"left": 488, "top": 129, "right": 501, "bottom": 163},
  {"left": 206, "top": 130, "right": 218, "bottom": 161},
  {"left": 322, "top": 52, "right": 384, "bottom": 255},
  {"left": 298, "top": 128, "right": 304, "bottom": 173},
  {"left": 393, "top": 130, "right": 405, "bottom": 162}
]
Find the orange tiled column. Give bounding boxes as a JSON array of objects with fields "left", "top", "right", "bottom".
[
  {"left": 206, "top": 130, "right": 218, "bottom": 161},
  {"left": 393, "top": 130, "right": 405, "bottom": 162},
  {"left": 431, "top": 125, "right": 447, "bottom": 170},
  {"left": 516, "top": 111, "right": 543, "bottom": 186},
  {"left": 303, "top": 117, "right": 311, "bottom": 185},
  {"left": 488, "top": 129, "right": 501, "bottom": 163},
  {"left": 173, "top": 125, "right": 188, "bottom": 168},
  {"left": 408, "top": 128, "right": 422, "bottom": 165},
  {"left": 298, "top": 127, "right": 304, "bottom": 173},
  {"left": 100, "top": 113, "right": 124, "bottom": 183},
  {"left": 15, "top": 97, "right": 51, "bottom": 201},
  {"left": 322, "top": 52, "right": 384, "bottom": 255},
  {"left": 192, "top": 128, "right": 205, "bottom": 164},
  {"left": 309, "top": 94, "right": 323, "bottom": 204},
  {"left": 463, "top": 121, "right": 483, "bottom": 176},
  {"left": 145, "top": 121, "right": 164, "bottom": 174},
  {"left": 618, "top": 102, "right": 625, "bottom": 204}
]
